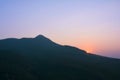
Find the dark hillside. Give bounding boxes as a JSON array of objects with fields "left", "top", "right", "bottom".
[{"left": 0, "top": 35, "right": 120, "bottom": 80}]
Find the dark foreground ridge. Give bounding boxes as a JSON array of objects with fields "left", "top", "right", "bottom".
[{"left": 0, "top": 35, "right": 120, "bottom": 80}]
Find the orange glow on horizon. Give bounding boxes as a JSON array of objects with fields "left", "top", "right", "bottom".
[
  {"left": 76, "top": 43, "right": 95, "bottom": 54},
  {"left": 82, "top": 47, "right": 94, "bottom": 53}
]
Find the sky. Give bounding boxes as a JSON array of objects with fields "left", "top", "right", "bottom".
[{"left": 0, "top": 0, "right": 120, "bottom": 58}]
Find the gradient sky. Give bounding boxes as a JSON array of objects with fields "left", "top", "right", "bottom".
[{"left": 0, "top": 0, "right": 120, "bottom": 58}]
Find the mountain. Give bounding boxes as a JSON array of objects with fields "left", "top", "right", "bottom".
[{"left": 0, "top": 35, "right": 120, "bottom": 80}]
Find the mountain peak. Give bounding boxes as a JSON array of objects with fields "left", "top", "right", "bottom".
[
  {"left": 35, "top": 35, "right": 47, "bottom": 39},
  {"left": 34, "top": 35, "right": 53, "bottom": 43}
]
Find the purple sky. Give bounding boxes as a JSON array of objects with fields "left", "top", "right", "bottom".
[{"left": 0, "top": 0, "right": 120, "bottom": 58}]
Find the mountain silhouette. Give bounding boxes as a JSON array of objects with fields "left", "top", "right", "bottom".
[{"left": 0, "top": 35, "right": 120, "bottom": 80}]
